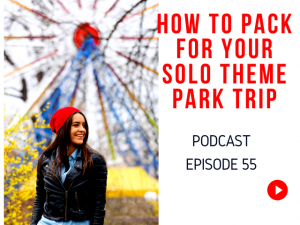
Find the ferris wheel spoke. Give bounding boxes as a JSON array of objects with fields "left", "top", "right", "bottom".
[
  {"left": 105, "top": 63, "right": 158, "bottom": 132},
  {"left": 104, "top": 0, "right": 119, "bottom": 16},
  {"left": 77, "top": 0, "right": 82, "bottom": 8},
  {"left": 56, "top": 0, "right": 69, "bottom": 14},
  {"left": 27, "top": 60, "right": 68, "bottom": 114},
  {"left": 93, "top": 0, "right": 99, "bottom": 10},
  {"left": 102, "top": 0, "right": 147, "bottom": 53},
  {"left": 122, "top": 3, "right": 158, "bottom": 22},
  {"left": 8, "top": 0, "right": 60, "bottom": 25},
  {"left": 116, "top": 51, "right": 158, "bottom": 75},
  {"left": 4, "top": 35, "right": 56, "bottom": 40},
  {"left": 4, "top": 50, "right": 15, "bottom": 67},
  {"left": 93, "top": 70, "right": 116, "bottom": 160},
  {"left": 4, "top": 50, "right": 58, "bottom": 78},
  {"left": 119, "top": 36, "right": 158, "bottom": 40}
]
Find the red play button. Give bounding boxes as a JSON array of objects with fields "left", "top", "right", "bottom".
[{"left": 267, "top": 180, "right": 288, "bottom": 201}]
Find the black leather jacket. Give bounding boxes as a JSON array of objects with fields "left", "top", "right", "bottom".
[{"left": 30, "top": 148, "right": 107, "bottom": 225}]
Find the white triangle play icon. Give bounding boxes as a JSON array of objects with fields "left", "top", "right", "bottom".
[{"left": 276, "top": 186, "right": 282, "bottom": 195}]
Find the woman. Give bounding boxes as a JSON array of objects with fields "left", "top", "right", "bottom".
[{"left": 31, "top": 107, "right": 107, "bottom": 225}]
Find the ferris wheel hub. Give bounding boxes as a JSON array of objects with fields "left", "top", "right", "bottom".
[{"left": 73, "top": 23, "right": 101, "bottom": 48}]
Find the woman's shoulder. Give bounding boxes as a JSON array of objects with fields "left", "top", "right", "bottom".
[
  {"left": 88, "top": 148, "right": 106, "bottom": 165},
  {"left": 38, "top": 148, "right": 55, "bottom": 164}
]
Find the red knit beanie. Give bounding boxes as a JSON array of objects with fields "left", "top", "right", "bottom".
[{"left": 50, "top": 107, "right": 81, "bottom": 133}]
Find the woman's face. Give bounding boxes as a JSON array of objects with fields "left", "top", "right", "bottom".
[{"left": 69, "top": 113, "right": 86, "bottom": 146}]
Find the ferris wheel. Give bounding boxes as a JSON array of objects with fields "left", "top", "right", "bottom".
[{"left": 4, "top": 0, "right": 159, "bottom": 176}]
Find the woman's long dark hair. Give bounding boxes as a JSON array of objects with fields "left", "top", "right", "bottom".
[{"left": 38, "top": 111, "right": 105, "bottom": 177}]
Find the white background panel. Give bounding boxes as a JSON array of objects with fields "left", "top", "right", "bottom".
[{"left": 159, "top": 0, "right": 300, "bottom": 224}]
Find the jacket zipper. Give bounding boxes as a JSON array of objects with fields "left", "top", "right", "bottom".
[
  {"left": 75, "top": 191, "right": 81, "bottom": 211},
  {"left": 48, "top": 171, "right": 75, "bottom": 221}
]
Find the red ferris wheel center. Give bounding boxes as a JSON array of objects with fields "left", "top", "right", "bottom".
[{"left": 73, "top": 23, "right": 100, "bottom": 48}]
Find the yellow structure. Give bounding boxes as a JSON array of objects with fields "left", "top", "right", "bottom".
[
  {"left": 107, "top": 167, "right": 158, "bottom": 198},
  {"left": 21, "top": 166, "right": 158, "bottom": 198}
]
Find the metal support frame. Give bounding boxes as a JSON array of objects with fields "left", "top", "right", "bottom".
[{"left": 32, "top": 38, "right": 158, "bottom": 176}]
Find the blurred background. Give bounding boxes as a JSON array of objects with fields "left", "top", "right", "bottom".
[{"left": 4, "top": 0, "right": 158, "bottom": 224}]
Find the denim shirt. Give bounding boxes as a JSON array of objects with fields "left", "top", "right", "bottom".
[
  {"left": 37, "top": 148, "right": 90, "bottom": 225},
  {"left": 60, "top": 148, "right": 78, "bottom": 184}
]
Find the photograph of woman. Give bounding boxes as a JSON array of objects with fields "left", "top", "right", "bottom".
[
  {"left": 4, "top": 0, "right": 159, "bottom": 224},
  {"left": 30, "top": 107, "right": 107, "bottom": 225}
]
